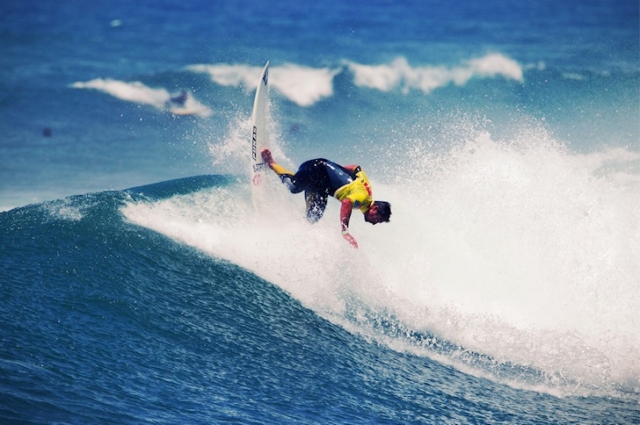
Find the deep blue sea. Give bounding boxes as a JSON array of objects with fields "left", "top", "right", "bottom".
[{"left": 2, "top": 0, "right": 639, "bottom": 423}]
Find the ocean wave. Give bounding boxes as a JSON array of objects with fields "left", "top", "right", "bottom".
[
  {"left": 186, "top": 63, "right": 339, "bottom": 107},
  {"left": 187, "top": 53, "right": 525, "bottom": 107},
  {"left": 122, "top": 116, "right": 639, "bottom": 397},
  {"left": 70, "top": 78, "right": 212, "bottom": 117},
  {"left": 345, "top": 53, "right": 524, "bottom": 94}
]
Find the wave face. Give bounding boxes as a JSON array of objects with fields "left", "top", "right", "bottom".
[
  {"left": 124, "top": 121, "right": 640, "bottom": 399},
  {"left": 1, "top": 174, "right": 638, "bottom": 424}
]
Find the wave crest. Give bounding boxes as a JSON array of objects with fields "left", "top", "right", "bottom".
[
  {"left": 186, "top": 63, "right": 339, "bottom": 107},
  {"left": 187, "top": 53, "right": 524, "bottom": 106},
  {"left": 71, "top": 78, "right": 212, "bottom": 117},
  {"left": 347, "top": 53, "right": 523, "bottom": 94}
]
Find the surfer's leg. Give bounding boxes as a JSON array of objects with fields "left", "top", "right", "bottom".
[
  {"left": 305, "top": 191, "right": 328, "bottom": 223},
  {"left": 289, "top": 159, "right": 331, "bottom": 195},
  {"left": 260, "top": 151, "right": 329, "bottom": 196}
]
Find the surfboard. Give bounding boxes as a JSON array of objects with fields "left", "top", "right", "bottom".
[
  {"left": 166, "top": 91, "right": 212, "bottom": 117},
  {"left": 168, "top": 107, "right": 201, "bottom": 116},
  {"left": 250, "top": 61, "right": 270, "bottom": 190}
]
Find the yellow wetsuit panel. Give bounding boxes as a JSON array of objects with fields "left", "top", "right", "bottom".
[
  {"left": 334, "top": 169, "right": 373, "bottom": 213},
  {"left": 271, "top": 163, "right": 294, "bottom": 176}
]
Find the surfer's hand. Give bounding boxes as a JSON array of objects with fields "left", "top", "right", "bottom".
[
  {"left": 261, "top": 148, "right": 274, "bottom": 165},
  {"left": 342, "top": 232, "right": 358, "bottom": 249}
]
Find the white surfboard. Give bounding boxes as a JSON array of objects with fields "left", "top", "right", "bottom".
[{"left": 250, "top": 62, "right": 270, "bottom": 197}]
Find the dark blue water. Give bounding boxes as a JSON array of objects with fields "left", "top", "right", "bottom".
[
  {"left": 1, "top": 1, "right": 639, "bottom": 423},
  {"left": 1, "top": 178, "right": 638, "bottom": 424}
]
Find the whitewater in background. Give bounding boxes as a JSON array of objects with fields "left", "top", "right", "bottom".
[
  {"left": 71, "top": 79, "right": 212, "bottom": 117},
  {"left": 122, "top": 109, "right": 640, "bottom": 398},
  {"left": 182, "top": 53, "right": 525, "bottom": 106},
  {"left": 69, "top": 53, "right": 525, "bottom": 111}
]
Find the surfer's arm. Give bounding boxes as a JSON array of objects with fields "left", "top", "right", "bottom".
[{"left": 340, "top": 198, "right": 358, "bottom": 249}]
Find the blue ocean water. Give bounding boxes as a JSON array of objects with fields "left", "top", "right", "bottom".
[{"left": 1, "top": 0, "right": 639, "bottom": 423}]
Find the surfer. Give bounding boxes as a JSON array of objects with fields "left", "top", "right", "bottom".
[
  {"left": 261, "top": 149, "right": 391, "bottom": 249},
  {"left": 166, "top": 90, "right": 188, "bottom": 110},
  {"left": 170, "top": 90, "right": 188, "bottom": 106}
]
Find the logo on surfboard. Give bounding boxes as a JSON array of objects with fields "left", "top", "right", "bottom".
[{"left": 251, "top": 126, "right": 258, "bottom": 160}]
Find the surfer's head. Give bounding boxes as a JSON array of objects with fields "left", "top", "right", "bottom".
[{"left": 364, "top": 201, "right": 391, "bottom": 225}]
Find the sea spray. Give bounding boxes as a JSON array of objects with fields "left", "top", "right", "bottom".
[
  {"left": 123, "top": 114, "right": 639, "bottom": 397},
  {"left": 355, "top": 117, "right": 640, "bottom": 395}
]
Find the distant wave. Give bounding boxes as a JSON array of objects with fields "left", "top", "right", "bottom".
[
  {"left": 70, "top": 79, "right": 212, "bottom": 117},
  {"left": 187, "top": 53, "right": 524, "bottom": 106},
  {"left": 345, "top": 53, "right": 524, "bottom": 94},
  {"left": 186, "top": 63, "right": 339, "bottom": 107},
  {"left": 72, "top": 54, "right": 525, "bottom": 111}
]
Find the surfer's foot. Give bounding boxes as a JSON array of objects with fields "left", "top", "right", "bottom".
[{"left": 261, "top": 149, "right": 274, "bottom": 167}]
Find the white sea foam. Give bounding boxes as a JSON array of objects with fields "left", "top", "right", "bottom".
[
  {"left": 186, "top": 63, "right": 338, "bottom": 107},
  {"left": 71, "top": 79, "right": 212, "bottom": 117},
  {"left": 186, "top": 63, "right": 259, "bottom": 88},
  {"left": 269, "top": 64, "right": 339, "bottom": 107},
  {"left": 43, "top": 199, "right": 85, "bottom": 221},
  {"left": 187, "top": 53, "right": 525, "bottom": 106},
  {"left": 346, "top": 53, "right": 524, "bottom": 94},
  {"left": 72, "top": 78, "right": 171, "bottom": 107},
  {"left": 121, "top": 114, "right": 639, "bottom": 398},
  {"left": 72, "top": 54, "right": 526, "bottom": 112},
  {"left": 363, "top": 119, "right": 640, "bottom": 396}
]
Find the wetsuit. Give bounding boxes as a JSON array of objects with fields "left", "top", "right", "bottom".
[{"left": 277, "top": 159, "right": 374, "bottom": 222}]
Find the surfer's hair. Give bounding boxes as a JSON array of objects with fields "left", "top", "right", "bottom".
[{"left": 375, "top": 201, "right": 392, "bottom": 222}]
